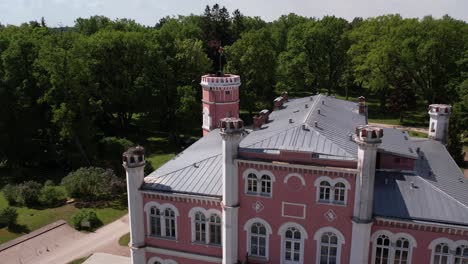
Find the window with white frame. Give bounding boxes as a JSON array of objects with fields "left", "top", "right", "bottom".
[
  {"left": 194, "top": 212, "right": 206, "bottom": 242},
  {"left": 244, "top": 218, "right": 272, "bottom": 260},
  {"left": 145, "top": 202, "right": 179, "bottom": 240},
  {"left": 202, "top": 108, "right": 211, "bottom": 129},
  {"left": 244, "top": 170, "right": 275, "bottom": 197},
  {"left": 433, "top": 243, "right": 450, "bottom": 264},
  {"left": 209, "top": 214, "right": 222, "bottom": 245},
  {"left": 278, "top": 223, "right": 307, "bottom": 264},
  {"left": 315, "top": 177, "right": 350, "bottom": 205},
  {"left": 314, "top": 227, "right": 345, "bottom": 264},
  {"left": 429, "top": 239, "right": 468, "bottom": 264},
  {"left": 188, "top": 208, "right": 222, "bottom": 246},
  {"left": 455, "top": 245, "right": 468, "bottom": 263},
  {"left": 319, "top": 232, "right": 338, "bottom": 264},
  {"left": 250, "top": 223, "right": 267, "bottom": 257},
  {"left": 371, "top": 231, "right": 416, "bottom": 264}
]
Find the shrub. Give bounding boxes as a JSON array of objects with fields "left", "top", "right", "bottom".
[
  {"left": 61, "top": 167, "right": 124, "bottom": 201},
  {"left": 71, "top": 209, "right": 102, "bottom": 230},
  {"left": 0, "top": 207, "right": 18, "bottom": 228},
  {"left": 39, "top": 185, "right": 68, "bottom": 207},
  {"left": 18, "top": 181, "right": 42, "bottom": 206},
  {"left": 99, "top": 137, "right": 134, "bottom": 160},
  {"left": 2, "top": 184, "right": 19, "bottom": 205}
]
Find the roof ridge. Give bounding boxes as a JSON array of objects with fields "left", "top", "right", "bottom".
[
  {"left": 304, "top": 94, "right": 322, "bottom": 124},
  {"left": 146, "top": 154, "right": 221, "bottom": 180},
  {"left": 417, "top": 175, "right": 468, "bottom": 210}
]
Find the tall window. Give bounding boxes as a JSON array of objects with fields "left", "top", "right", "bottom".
[
  {"left": 150, "top": 207, "right": 162, "bottom": 236},
  {"left": 455, "top": 245, "right": 468, "bottom": 264},
  {"left": 209, "top": 214, "right": 221, "bottom": 245},
  {"left": 284, "top": 227, "right": 302, "bottom": 263},
  {"left": 247, "top": 173, "right": 257, "bottom": 193},
  {"left": 394, "top": 238, "right": 410, "bottom": 264},
  {"left": 245, "top": 171, "right": 274, "bottom": 197},
  {"left": 164, "top": 208, "right": 176, "bottom": 239},
  {"left": 250, "top": 223, "right": 267, "bottom": 257},
  {"left": 333, "top": 183, "right": 346, "bottom": 203},
  {"left": 320, "top": 232, "right": 338, "bottom": 264},
  {"left": 433, "top": 243, "right": 450, "bottom": 264},
  {"left": 374, "top": 235, "right": 391, "bottom": 264},
  {"left": 319, "top": 181, "right": 331, "bottom": 201},
  {"left": 260, "top": 175, "right": 271, "bottom": 196},
  {"left": 194, "top": 212, "right": 206, "bottom": 242},
  {"left": 146, "top": 203, "right": 178, "bottom": 239}
]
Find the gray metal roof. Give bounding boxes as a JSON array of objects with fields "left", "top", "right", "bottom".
[
  {"left": 374, "top": 138, "right": 468, "bottom": 226},
  {"left": 374, "top": 172, "right": 468, "bottom": 226},
  {"left": 379, "top": 128, "right": 418, "bottom": 159}
]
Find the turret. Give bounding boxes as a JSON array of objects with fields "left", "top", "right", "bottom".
[
  {"left": 201, "top": 74, "right": 241, "bottom": 136},
  {"left": 123, "top": 146, "right": 146, "bottom": 264},
  {"left": 350, "top": 126, "right": 383, "bottom": 264},
  {"left": 219, "top": 117, "right": 244, "bottom": 264},
  {"left": 428, "top": 104, "right": 451, "bottom": 144}
]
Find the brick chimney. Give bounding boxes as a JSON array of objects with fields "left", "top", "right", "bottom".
[
  {"left": 358, "top": 96, "right": 366, "bottom": 115},
  {"left": 274, "top": 97, "right": 284, "bottom": 110},
  {"left": 253, "top": 115, "right": 263, "bottom": 130}
]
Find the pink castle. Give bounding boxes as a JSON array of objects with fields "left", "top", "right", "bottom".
[{"left": 123, "top": 73, "right": 468, "bottom": 264}]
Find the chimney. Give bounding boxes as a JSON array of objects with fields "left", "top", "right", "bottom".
[
  {"left": 274, "top": 97, "right": 284, "bottom": 110},
  {"left": 358, "top": 96, "right": 366, "bottom": 114},
  {"left": 253, "top": 115, "right": 263, "bottom": 130},
  {"left": 259, "top": 109, "right": 270, "bottom": 123},
  {"left": 122, "top": 146, "right": 146, "bottom": 264},
  {"left": 219, "top": 117, "right": 243, "bottom": 264}
]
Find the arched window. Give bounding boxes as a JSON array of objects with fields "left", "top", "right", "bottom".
[
  {"left": 374, "top": 234, "right": 391, "bottom": 264},
  {"left": 250, "top": 223, "right": 267, "bottom": 257},
  {"left": 260, "top": 175, "right": 271, "bottom": 196},
  {"left": 455, "top": 245, "right": 468, "bottom": 263},
  {"left": 433, "top": 243, "right": 450, "bottom": 264},
  {"left": 319, "top": 181, "right": 331, "bottom": 201},
  {"left": 394, "top": 238, "right": 410, "bottom": 264},
  {"left": 150, "top": 207, "right": 162, "bottom": 236},
  {"left": 147, "top": 257, "right": 178, "bottom": 264},
  {"left": 194, "top": 212, "right": 206, "bottom": 242},
  {"left": 333, "top": 182, "right": 346, "bottom": 203},
  {"left": 154, "top": 262, "right": 162, "bottom": 264},
  {"left": 247, "top": 173, "right": 258, "bottom": 193},
  {"left": 285, "top": 227, "right": 302, "bottom": 262},
  {"left": 319, "top": 232, "right": 338, "bottom": 264},
  {"left": 164, "top": 208, "right": 176, "bottom": 239},
  {"left": 209, "top": 214, "right": 221, "bottom": 245}
]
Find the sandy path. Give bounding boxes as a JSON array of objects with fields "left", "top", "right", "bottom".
[{"left": 0, "top": 215, "right": 130, "bottom": 264}]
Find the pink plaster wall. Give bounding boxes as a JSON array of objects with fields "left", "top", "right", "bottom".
[
  {"left": 202, "top": 87, "right": 239, "bottom": 103},
  {"left": 237, "top": 162, "right": 356, "bottom": 263},
  {"left": 370, "top": 223, "right": 468, "bottom": 264},
  {"left": 143, "top": 196, "right": 222, "bottom": 260},
  {"left": 378, "top": 153, "right": 415, "bottom": 171}
]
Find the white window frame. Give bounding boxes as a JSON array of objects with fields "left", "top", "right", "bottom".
[
  {"left": 278, "top": 222, "right": 308, "bottom": 264},
  {"left": 244, "top": 217, "right": 273, "bottom": 260},
  {"left": 428, "top": 238, "right": 468, "bottom": 264},
  {"left": 188, "top": 207, "right": 222, "bottom": 246},
  {"left": 147, "top": 256, "right": 178, "bottom": 264},
  {"left": 313, "top": 227, "right": 345, "bottom": 264},
  {"left": 314, "top": 176, "right": 350, "bottom": 205},
  {"left": 243, "top": 169, "right": 275, "bottom": 197},
  {"left": 208, "top": 213, "right": 222, "bottom": 245},
  {"left": 371, "top": 231, "right": 417, "bottom": 264},
  {"left": 202, "top": 107, "right": 211, "bottom": 130},
  {"left": 144, "top": 202, "right": 179, "bottom": 240}
]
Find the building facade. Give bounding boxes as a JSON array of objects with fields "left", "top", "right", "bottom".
[{"left": 123, "top": 73, "right": 468, "bottom": 264}]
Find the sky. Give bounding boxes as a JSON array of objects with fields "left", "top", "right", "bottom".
[{"left": 0, "top": 0, "right": 466, "bottom": 27}]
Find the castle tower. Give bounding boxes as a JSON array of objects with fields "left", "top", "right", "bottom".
[
  {"left": 123, "top": 146, "right": 146, "bottom": 264},
  {"left": 428, "top": 104, "right": 451, "bottom": 144},
  {"left": 350, "top": 126, "right": 383, "bottom": 264},
  {"left": 201, "top": 73, "right": 241, "bottom": 136},
  {"left": 219, "top": 117, "right": 244, "bottom": 264}
]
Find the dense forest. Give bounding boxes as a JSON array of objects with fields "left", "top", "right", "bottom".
[{"left": 0, "top": 4, "right": 467, "bottom": 176}]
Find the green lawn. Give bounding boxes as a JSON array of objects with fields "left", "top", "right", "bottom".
[
  {"left": 0, "top": 192, "right": 127, "bottom": 244},
  {"left": 67, "top": 256, "right": 90, "bottom": 264},
  {"left": 119, "top": 232, "right": 130, "bottom": 246},
  {"left": 408, "top": 130, "right": 428, "bottom": 138}
]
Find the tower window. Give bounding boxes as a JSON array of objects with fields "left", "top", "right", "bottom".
[{"left": 225, "top": 90, "right": 231, "bottom": 95}]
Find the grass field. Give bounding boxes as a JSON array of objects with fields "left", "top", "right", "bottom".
[
  {"left": 67, "top": 256, "right": 90, "bottom": 264},
  {"left": 0, "top": 192, "right": 127, "bottom": 244},
  {"left": 119, "top": 232, "right": 130, "bottom": 246}
]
